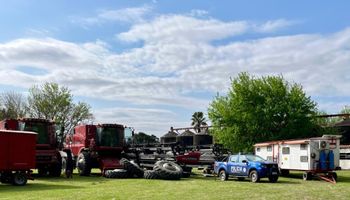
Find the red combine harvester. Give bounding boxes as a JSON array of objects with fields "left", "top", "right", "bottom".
[
  {"left": 0, "top": 118, "right": 67, "bottom": 177},
  {"left": 66, "top": 124, "right": 125, "bottom": 176},
  {"left": 0, "top": 130, "right": 37, "bottom": 186}
]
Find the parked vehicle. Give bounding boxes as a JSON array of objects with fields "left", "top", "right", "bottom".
[
  {"left": 254, "top": 135, "right": 341, "bottom": 182},
  {"left": 0, "top": 118, "right": 69, "bottom": 177},
  {"left": 0, "top": 130, "right": 37, "bottom": 186},
  {"left": 214, "top": 153, "right": 279, "bottom": 182},
  {"left": 66, "top": 124, "right": 131, "bottom": 176}
]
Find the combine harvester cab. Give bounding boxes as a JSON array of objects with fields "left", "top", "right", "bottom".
[
  {"left": 254, "top": 135, "right": 341, "bottom": 183},
  {"left": 0, "top": 130, "right": 37, "bottom": 186},
  {"left": 67, "top": 124, "right": 125, "bottom": 176},
  {"left": 0, "top": 118, "right": 68, "bottom": 177}
]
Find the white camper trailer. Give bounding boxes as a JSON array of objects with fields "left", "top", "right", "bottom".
[{"left": 254, "top": 135, "right": 341, "bottom": 181}]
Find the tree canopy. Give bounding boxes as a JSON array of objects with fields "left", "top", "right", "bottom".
[
  {"left": 208, "top": 72, "right": 318, "bottom": 152},
  {"left": 27, "top": 82, "right": 93, "bottom": 146},
  {"left": 0, "top": 91, "right": 27, "bottom": 119},
  {"left": 191, "top": 111, "right": 208, "bottom": 133}
]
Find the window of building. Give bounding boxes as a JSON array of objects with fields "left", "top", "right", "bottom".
[
  {"left": 256, "top": 147, "right": 260, "bottom": 152},
  {"left": 300, "top": 156, "right": 308, "bottom": 162},
  {"left": 282, "top": 147, "right": 290, "bottom": 154},
  {"left": 267, "top": 146, "right": 272, "bottom": 152},
  {"left": 300, "top": 144, "right": 307, "bottom": 150}
]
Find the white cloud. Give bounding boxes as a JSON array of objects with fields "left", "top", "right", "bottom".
[
  {"left": 189, "top": 9, "right": 209, "bottom": 17},
  {"left": 1, "top": 14, "right": 350, "bottom": 135},
  {"left": 117, "top": 15, "right": 250, "bottom": 43},
  {"left": 256, "top": 19, "right": 297, "bottom": 33},
  {"left": 71, "top": 5, "right": 152, "bottom": 26}
]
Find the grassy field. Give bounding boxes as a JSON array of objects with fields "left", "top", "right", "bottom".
[{"left": 1, "top": 170, "right": 350, "bottom": 200}]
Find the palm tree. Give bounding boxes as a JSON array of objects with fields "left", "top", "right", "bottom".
[{"left": 191, "top": 112, "right": 208, "bottom": 133}]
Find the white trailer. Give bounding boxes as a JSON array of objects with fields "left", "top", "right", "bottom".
[
  {"left": 254, "top": 135, "right": 341, "bottom": 182},
  {"left": 340, "top": 145, "right": 350, "bottom": 169}
]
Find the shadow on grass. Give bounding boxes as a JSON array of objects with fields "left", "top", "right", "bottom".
[
  {"left": 182, "top": 173, "right": 300, "bottom": 184},
  {"left": 0, "top": 183, "right": 83, "bottom": 193}
]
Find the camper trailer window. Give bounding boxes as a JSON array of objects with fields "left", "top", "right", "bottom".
[
  {"left": 300, "top": 144, "right": 307, "bottom": 150},
  {"left": 340, "top": 153, "right": 350, "bottom": 160},
  {"left": 256, "top": 147, "right": 261, "bottom": 152},
  {"left": 267, "top": 146, "right": 272, "bottom": 152},
  {"left": 282, "top": 147, "right": 290, "bottom": 154},
  {"left": 300, "top": 156, "right": 308, "bottom": 162}
]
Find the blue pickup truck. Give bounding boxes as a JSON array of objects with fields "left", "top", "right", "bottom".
[{"left": 214, "top": 154, "right": 279, "bottom": 183}]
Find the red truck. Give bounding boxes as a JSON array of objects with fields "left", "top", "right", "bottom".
[
  {"left": 66, "top": 124, "right": 126, "bottom": 176},
  {"left": 0, "top": 130, "right": 37, "bottom": 186},
  {"left": 0, "top": 118, "right": 67, "bottom": 177}
]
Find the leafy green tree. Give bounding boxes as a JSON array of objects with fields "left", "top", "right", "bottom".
[
  {"left": 0, "top": 91, "right": 27, "bottom": 119},
  {"left": 191, "top": 111, "right": 208, "bottom": 133},
  {"left": 208, "top": 72, "right": 318, "bottom": 152},
  {"left": 27, "top": 82, "right": 93, "bottom": 146},
  {"left": 133, "top": 132, "right": 159, "bottom": 144}
]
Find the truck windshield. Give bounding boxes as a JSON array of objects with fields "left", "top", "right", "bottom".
[
  {"left": 97, "top": 127, "right": 122, "bottom": 147},
  {"left": 23, "top": 122, "right": 49, "bottom": 144},
  {"left": 246, "top": 155, "right": 266, "bottom": 162}
]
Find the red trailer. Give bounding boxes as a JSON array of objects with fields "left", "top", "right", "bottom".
[
  {"left": 0, "top": 130, "right": 37, "bottom": 186},
  {"left": 0, "top": 118, "right": 67, "bottom": 177}
]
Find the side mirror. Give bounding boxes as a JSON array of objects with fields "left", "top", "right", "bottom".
[{"left": 242, "top": 160, "right": 248, "bottom": 164}]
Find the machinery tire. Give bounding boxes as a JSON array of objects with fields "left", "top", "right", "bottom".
[
  {"left": 12, "top": 172, "right": 27, "bottom": 186},
  {"left": 104, "top": 169, "right": 129, "bottom": 179},
  {"left": 219, "top": 170, "right": 228, "bottom": 181},
  {"left": 268, "top": 175, "right": 279, "bottom": 183},
  {"left": 331, "top": 172, "right": 338, "bottom": 181},
  {"left": 121, "top": 158, "right": 144, "bottom": 178},
  {"left": 77, "top": 151, "right": 91, "bottom": 176},
  {"left": 153, "top": 161, "right": 183, "bottom": 180},
  {"left": 249, "top": 170, "right": 260, "bottom": 183},
  {"left": 182, "top": 172, "right": 191, "bottom": 178},
  {"left": 182, "top": 166, "right": 192, "bottom": 178},
  {"left": 303, "top": 172, "right": 312, "bottom": 181},
  {"left": 49, "top": 159, "right": 63, "bottom": 177},
  {"left": 144, "top": 170, "right": 160, "bottom": 179}
]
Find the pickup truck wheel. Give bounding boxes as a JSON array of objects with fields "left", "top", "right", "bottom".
[
  {"left": 268, "top": 175, "right": 278, "bottom": 183},
  {"left": 219, "top": 170, "right": 228, "bottom": 181},
  {"left": 249, "top": 170, "right": 260, "bottom": 183}
]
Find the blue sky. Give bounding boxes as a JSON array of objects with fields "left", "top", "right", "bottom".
[{"left": 0, "top": 0, "right": 350, "bottom": 136}]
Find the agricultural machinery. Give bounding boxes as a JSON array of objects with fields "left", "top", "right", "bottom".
[
  {"left": 0, "top": 118, "right": 69, "bottom": 177},
  {"left": 66, "top": 124, "right": 129, "bottom": 176},
  {"left": 129, "top": 143, "right": 229, "bottom": 177},
  {"left": 0, "top": 130, "right": 37, "bottom": 186}
]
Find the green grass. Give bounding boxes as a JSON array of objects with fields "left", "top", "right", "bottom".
[{"left": 1, "top": 170, "right": 350, "bottom": 200}]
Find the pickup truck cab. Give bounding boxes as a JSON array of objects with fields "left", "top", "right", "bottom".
[{"left": 214, "top": 154, "right": 279, "bottom": 183}]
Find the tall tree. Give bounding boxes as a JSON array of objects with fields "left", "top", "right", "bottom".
[
  {"left": 208, "top": 72, "right": 318, "bottom": 152},
  {"left": 27, "top": 82, "right": 93, "bottom": 146},
  {"left": 191, "top": 111, "right": 208, "bottom": 133},
  {"left": 0, "top": 91, "right": 27, "bottom": 119}
]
